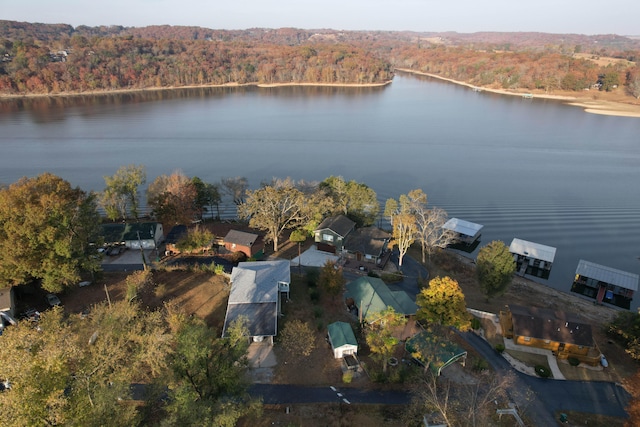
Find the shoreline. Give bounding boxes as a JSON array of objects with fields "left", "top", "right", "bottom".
[
  {"left": 395, "top": 68, "right": 640, "bottom": 118},
  {"left": 0, "top": 80, "right": 392, "bottom": 100}
]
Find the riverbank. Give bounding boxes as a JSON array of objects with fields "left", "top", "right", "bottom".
[
  {"left": 0, "top": 80, "right": 392, "bottom": 100},
  {"left": 395, "top": 68, "right": 640, "bottom": 118}
]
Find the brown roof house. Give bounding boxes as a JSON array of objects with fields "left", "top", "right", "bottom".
[
  {"left": 224, "top": 229, "right": 264, "bottom": 259},
  {"left": 314, "top": 215, "right": 356, "bottom": 253},
  {"left": 500, "top": 304, "right": 601, "bottom": 366},
  {"left": 343, "top": 226, "right": 391, "bottom": 266}
]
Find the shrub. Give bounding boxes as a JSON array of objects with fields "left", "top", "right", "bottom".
[
  {"left": 154, "top": 283, "right": 168, "bottom": 298},
  {"left": 313, "top": 306, "right": 323, "bottom": 319},
  {"left": 471, "top": 317, "right": 482, "bottom": 330},
  {"left": 342, "top": 371, "right": 353, "bottom": 384},
  {"left": 495, "top": 343, "right": 505, "bottom": 353},
  {"left": 535, "top": 365, "right": 551, "bottom": 378},
  {"left": 309, "top": 288, "right": 320, "bottom": 303},
  {"left": 380, "top": 272, "right": 403, "bottom": 283},
  {"left": 568, "top": 357, "right": 580, "bottom": 366},
  {"left": 472, "top": 357, "right": 489, "bottom": 372}
]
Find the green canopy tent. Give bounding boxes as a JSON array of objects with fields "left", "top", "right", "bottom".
[{"left": 405, "top": 330, "right": 467, "bottom": 376}]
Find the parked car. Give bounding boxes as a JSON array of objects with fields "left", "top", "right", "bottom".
[
  {"left": 600, "top": 354, "right": 609, "bottom": 368},
  {"left": 78, "top": 281, "right": 92, "bottom": 287},
  {"left": 46, "top": 293, "right": 61, "bottom": 307}
]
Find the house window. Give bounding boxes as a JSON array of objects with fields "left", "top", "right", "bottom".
[
  {"left": 544, "top": 340, "right": 550, "bottom": 344},
  {"left": 523, "top": 337, "right": 531, "bottom": 342},
  {"left": 323, "top": 234, "right": 334, "bottom": 242}
]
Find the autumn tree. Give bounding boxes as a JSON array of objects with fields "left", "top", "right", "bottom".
[
  {"left": 476, "top": 240, "right": 516, "bottom": 301},
  {"left": 365, "top": 307, "right": 407, "bottom": 374},
  {"left": 279, "top": 319, "right": 316, "bottom": 357},
  {"left": 0, "top": 173, "right": 102, "bottom": 292},
  {"left": 607, "top": 311, "right": 640, "bottom": 361},
  {"left": 175, "top": 226, "right": 214, "bottom": 254},
  {"left": 0, "top": 300, "right": 172, "bottom": 426},
  {"left": 100, "top": 164, "right": 146, "bottom": 220},
  {"left": 320, "top": 175, "right": 380, "bottom": 226},
  {"left": 384, "top": 193, "right": 418, "bottom": 268},
  {"left": 164, "top": 315, "right": 261, "bottom": 426},
  {"left": 238, "top": 177, "right": 318, "bottom": 252},
  {"left": 318, "top": 259, "right": 346, "bottom": 299},
  {"left": 147, "top": 170, "right": 198, "bottom": 225},
  {"left": 416, "top": 276, "right": 471, "bottom": 331}
]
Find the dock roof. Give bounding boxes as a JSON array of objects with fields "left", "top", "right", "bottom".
[
  {"left": 442, "top": 218, "right": 484, "bottom": 237},
  {"left": 509, "top": 238, "right": 556, "bottom": 263},
  {"left": 575, "top": 260, "right": 639, "bottom": 291}
]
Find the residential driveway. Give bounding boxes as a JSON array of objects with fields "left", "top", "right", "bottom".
[
  {"left": 385, "top": 251, "right": 428, "bottom": 300},
  {"left": 290, "top": 245, "right": 338, "bottom": 268},
  {"left": 457, "top": 330, "right": 630, "bottom": 424}
]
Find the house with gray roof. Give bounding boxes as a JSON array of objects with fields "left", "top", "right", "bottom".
[
  {"left": 314, "top": 215, "right": 356, "bottom": 253},
  {"left": 343, "top": 226, "right": 391, "bottom": 266},
  {"left": 223, "top": 229, "right": 264, "bottom": 259},
  {"left": 222, "top": 260, "right": 290, "bottom": 344}
]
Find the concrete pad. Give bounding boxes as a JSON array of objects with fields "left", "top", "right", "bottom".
[
  {"left": 291, "top": 245, "right": 338, "bottom": 268},
  {"left": 248, "top": 342, "right": 277, "bottom": 368}
]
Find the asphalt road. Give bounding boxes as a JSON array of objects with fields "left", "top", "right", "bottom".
[{"left": 249, "top": 383, "right": 411, "bottom": 405}]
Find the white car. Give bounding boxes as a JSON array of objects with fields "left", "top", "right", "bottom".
[
  {"left": 600, "top": 354, "right": 609, "bottom": 368},
  {"left": 46, "top": 293, "right": 61, "bottom": 307}
]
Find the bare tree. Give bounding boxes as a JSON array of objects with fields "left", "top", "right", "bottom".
[
  {"left": 415, "top": 206, "right": 458, "bottom": 264},
  {"left": 385, "top": 193, "right": 418, "bottom": 268},
  {"left": 220, "top": 176, "right": 249, "bottom": 206}
]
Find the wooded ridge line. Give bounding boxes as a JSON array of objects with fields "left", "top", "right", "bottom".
[{"left": 1, "top": 20, "right": 639, "bottom": 102}]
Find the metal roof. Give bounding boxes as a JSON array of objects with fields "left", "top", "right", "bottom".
[
  {"left": 328, "top": 321, "right": 358, "bottom": 349},
  {"left": 345, "top": 276, "right": 418, "bottom": 321},
  {"left": 509, "top": 238, "right": 556, "bottom": 263},
  {"left": 575, "top": 260, "right": 639, "bottom": 291},
  {"left": 442, "top": 218, "right": 484, "bottom": 237},
  {"left": 229, "top": 260, "right": 290, "bottom": 304}
]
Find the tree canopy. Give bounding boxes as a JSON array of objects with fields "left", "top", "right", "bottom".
[
  {"left": 416, "top": 276, "right": 471, "bottom": 331},
  {"left": 0, "top": 173, "right": 102, "bottom": 292},
  {"left": 365, "top": 307, "right": 407, "bottom": 374},
  {"left": 147, "top": 170, "right": 198, "bottom": 225},
  {"left": 384, "top": 192, "right": 418, "bottom": 268},
  {"left": 100, "top": 164, "right": 146, "bottom": 220},
  {"left": 320, "top": 175, "right": 379, "bottom": 227},
  {"left": 476, "top": 240, "right": 516, "bottom": 301}
]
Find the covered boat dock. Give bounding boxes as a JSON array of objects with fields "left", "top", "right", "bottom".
[
  {"left": 509, "top": 238, "right": 556, "bottom": 278},
  {"left": 442, "top": 218, "right": 483, "bottom": 245},
  {"left": 571, "top": 260, "right": 638, "bottom": 310}
]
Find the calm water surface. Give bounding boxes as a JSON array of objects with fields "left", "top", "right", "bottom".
[{"left": 1, "top": 75, "right": 639, "bottom": 308}]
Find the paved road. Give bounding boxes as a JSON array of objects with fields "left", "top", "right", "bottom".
[
  {"left": 249, "top": 383, "right": 411, "bottom": 405},
  {"left": 458, "top": 330, "right": 630, "bottom": 424}
]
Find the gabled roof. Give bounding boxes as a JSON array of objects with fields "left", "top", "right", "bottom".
[
  {"left": 315, "top": 215, "right": 356, "bottom": 238},
  {"left": 344, "top": 227, "right": 390, "bottom": 257},
  {"left": 328, "top": 321, "right": 358, "bottom": 349},
  {"left": 229, "top": 260, "right": 290, "bottom": 304},
  {"left": 509, "top": 238, "right": 556, "bottom": 263},
  {"left": 224, "top": 229, "right": 259, "bottom": 247},
  {"left": 406, "top": 329, "right": 467, "bottom": 376},
  {"left": 223, "top": 260, "right": 290, "bottom": 338},
  {"left": 508, "top": 304, "right": 593, "bottom": 347},
  {"left": 575, "top": 260, "right": 639, "bottom": 291},
  {"left": 442, "top": 218, "right": 483, "bottom": 238},
  {"left": 345, "top": 276, "right": 418, "bottom": 321}
]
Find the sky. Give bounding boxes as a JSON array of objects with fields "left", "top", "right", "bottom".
[{"left": 3, "top": 0, "right": 639, "bottom": 36}]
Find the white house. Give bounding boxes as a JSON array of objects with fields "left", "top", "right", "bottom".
[{"left": 327, "top": 321, "right": 358, "bottom": 359}]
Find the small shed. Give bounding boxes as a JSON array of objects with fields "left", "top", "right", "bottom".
[
  {"left": 442, "top": 217, "right": 483, "bottom": 245},
  {"left": 327, "top": 321, "right": 358, "bottom": 359},
  {"left": 571, "top": 260, "right": 638, "bottom": 310},
  {"left": 509, "top": 238, "right": 556, "bottom": 277}
]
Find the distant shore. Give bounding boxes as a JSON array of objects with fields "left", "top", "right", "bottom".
[
  {"left": 395, "top": 68, "right": 640, "bottom": 118},
  {"left": 0, "top": 80, "right": 392, "bottom": 100}
]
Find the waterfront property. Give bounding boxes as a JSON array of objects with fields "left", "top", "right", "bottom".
[
  {"left": 101, "top": 222, "right": 164, "bottom": 250},
  {"left": 164, "top": 224, "right": 188, "bottom": 255},
  {"left": 343, "top": 226, "right": 391, "bottom": 267},
  {"left": 500, "top": 304, "right": 601, "bottom": 366},
  {"left": 442, "top": 217, "right": 483, "bottom": 245},
  {"left": 314, "top": 215, "right": 356, "bottom": 253},
  {"left": 222, "top": 260, "right": 290, "bottom": 344},
  {"left": 509, "top": 238, "right": 556, "bottom": 279},
  {"left": 570, "top": 260, "right": 638, "bottom": 310}
]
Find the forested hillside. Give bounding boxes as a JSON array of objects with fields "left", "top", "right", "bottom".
[{"left": 1, "top": 20, "right": 639, "bottom": 99}]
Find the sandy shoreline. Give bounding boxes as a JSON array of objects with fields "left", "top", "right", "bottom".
[
  {"left": 395, "top": 68, "right": 640, "bottom": 118},
  {"left": 0, "top": 80, "right": 392, "bottom": 100}
]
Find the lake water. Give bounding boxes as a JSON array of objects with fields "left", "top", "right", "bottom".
[{"left": 1, "top": 74, "right": 640, "bottom": 309}]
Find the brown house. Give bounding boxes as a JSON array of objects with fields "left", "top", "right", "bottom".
[
  {"left": 223, "top": 230, "right": 264, "bottom": 259},
  {"left": 500, "top": 304, "right": 601, "bottom": 366}
]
